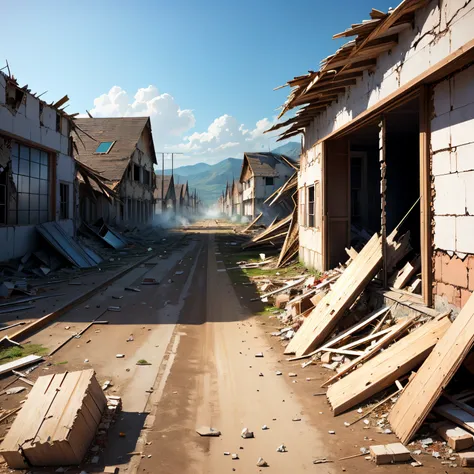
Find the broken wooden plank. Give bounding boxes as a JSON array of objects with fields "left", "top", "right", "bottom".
[
  {"left": 0, "top": 355, "right": 43, "bottom": 377},
  {"left": 435, "top": 421, "right": 474, "bottom": 451},
  {"left": 434, "top": 404, "right": 474, "bottom": 435},
  {"left": 285, "top": 233, "right": 396, "bottom": 356},
  {"left": 251, "top": 277, "right": 305, "bottom": 302},
  {"left": 391, "top": 256, "right": 421, "bottom": 289},
  {"left": 389, "top": 292, "right": 474, "bottom": 444},
  {"left": 241, "top": 213, "right": 263, "bottom": 233},
  {"left": 322, "top": 317, "right": 416, "bottom": 388},
  {"left": 326, "top": 314, "right": 450, "bottom": 415}
]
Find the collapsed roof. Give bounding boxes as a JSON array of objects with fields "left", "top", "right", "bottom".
[{"left": 267, "top": 0, "right": 429, "bottom": 142}]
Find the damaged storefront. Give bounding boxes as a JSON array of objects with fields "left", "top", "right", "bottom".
[
  {"left": 270, "top": 0, "right": 474, "bottom": 312},
  {"left": 0, "top": 71, "right": 76, "bottom": 261}
]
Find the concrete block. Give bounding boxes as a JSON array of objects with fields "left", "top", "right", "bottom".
[
  {"left": 431, "top": 114, "right": 451, "bottom": 152},
  {"left": 458, "top": 451, "right": 474, "bottom": 467},
  {"left": 456, "top": 216, "right": 474, "bottom": 254},
  {"left": 432, "top": 150, "right": 451, "bottom": 176},
  {"left": 25, "top": 96, "right": 39, "bottom": 121},
  {"left": 434, "top": 215, "right": 456, "bottom": 251},
  {"left": 370, "top": 443, "right": 411, "bottom": 465},
  {"left": 435, "top": 422, "right": 474, "bottom": 451},
  {"left": 434, "top": 174, "right": 465, "bottom": 215},
  {"left": 462, "top": 170, "right": 474, "bottom": 214},
  {"left": 450, "top": 7, "right": 474, "bottom": 53},
  {"left": 452, "top": 65, "right": 474, "bottom": 111},
  {"left": 456, "top": 142, "right": 474, "bottom": 172},
  {"left": 433, "top": 78, "right": 451, "bottom": 117},
  {"left": 450, "top": 106, "right": 474, "bottom": 148}
]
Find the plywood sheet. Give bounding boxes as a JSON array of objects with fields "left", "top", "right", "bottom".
[{"left": 389, "top": 293, "right": 474, "bottom": 443}]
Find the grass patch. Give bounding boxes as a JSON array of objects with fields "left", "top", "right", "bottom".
[
  {"left": 136, "top": 359, "right": 151, "bottom": 366},
  {"left": 0, "top": 343, "right": 48, "bottom": 363},
  {"left": 56, "top": 360, "right": 68, "bottom": 365}
]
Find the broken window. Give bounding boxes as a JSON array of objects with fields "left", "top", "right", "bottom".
[
  {"left": 9, "top": 143, "right": 49, "bottom": 225},
  {"left": 307, "top": 185, "right": 315, "bottom": 227},
  {"left": 59, "top": 183, "right": 69, "bottom": 219},
  {"left": 265, "top": 177, "right": 274, "bottom": 186},
  {"left": 95, "top": 141, "right": 115, "bottom": 154},
  {"left": 133, "top": 164, "right": 140, "bottom": 182}
]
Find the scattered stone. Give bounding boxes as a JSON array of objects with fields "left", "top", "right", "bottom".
[
  {"left": 259, "top": 372, "right": 264, "bottom": 377},
  {"left": 196, "top": 427, "right": 221, "bottom": 437},
  {"left": 65, "top": 326, "right": 70, "bottom": 330},
  {"left": 357, "top": 408, "right": 363, "bottom": 414},
  {"left": 412, "top": 450, "right": 422, "bottom": 455},
  {"left": 363, "top": 419, "right": 370, "bottom": 425},
  {"left": 262, "top": 425, "right": 269, "bottom": 430},
  {"left": 276, "top": 371, "right": 282, "bottom": 376},
  {"left": 126, "top": 335, "right": 134, "bottom": 342},
  {"left": 241, "top": 427, "right": 254, "bottom": 439},
  {"left": 411, "top": 461, "right": 423, "bottom": 467},
  {"left": 175, "top": 271, "right": 184, "bottom": 275},
  {"left": 420, "top": 437, "right": 433, "bottom": 446},
  {"left": 292, "top": 417, "right": 301, "bottom": 422},
  {"left": 288, "top": 373, "right": 297, "bottom": 377},
  {"left": 84, "top": 359, "right": 89, "bottom": 363},
  {"left": 344, "top": 422, "right": 350, "bottom": 427},
  {"left": 116, "top": 354, "right": 125, "bottom": 358},
  {"left": 432, "top": 451, "right": 440, "bottom": 458},
  {"left": 102, "top": 380, "right": 112, "bottom": 390},
  {"left": 328, "top": 430, "right": 336, "bottom": 435},
  {"left": 224, "top": 452, "right": 230, "bottom": 456},
  {"left": 313, "top": 458, "right": 333, "bottom": 464},
  {"left": 232, "top": 453, "right": 239, "bottom": 460},
  {"left": 91, "top": 455, "right": 99, "bottom": 464},
  {"left": 107, "top": 306, "right": 121, "bottom": 312},
  {"left": 276, "top": 444, "right": 287, "bottom": 453},
  {"left": 255, "top": 352, "right": 264, "bottom": 358},
  {"left": 256, "top": 457, "right": 268, "bottom": 467}
]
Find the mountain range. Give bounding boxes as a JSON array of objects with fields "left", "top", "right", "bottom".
[{"left": 162, "top": 142, "right": 301, "bottom": 205}]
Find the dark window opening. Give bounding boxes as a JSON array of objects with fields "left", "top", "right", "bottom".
[
  {"left": 8, "top": 142, "right": 50, "bottom": 225},
  {"left": 143, "top": 169, "right": 151, "bottom": 186},
  {"left": 307, "top": 185, "right": 315, "bottom": 228},
  {"left": 133, "top": 164, "right": 140, "bottom": 182},
  {"left": 5, "top": 83, "right": 25, "bottom": 112},
  {"left": 56, "top": 113, "right": 61, "bottom": 132},
  {"left": 59, "top": 183, "right": 69, "bottom": 219},
  {"left": 265, "top": 177, "right": 274, "bottom": 186}
]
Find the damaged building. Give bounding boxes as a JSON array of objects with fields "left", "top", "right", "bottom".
[
  {"left": 269, "top": 0, "right": 474, "bottom": 313},
  {"left": 240, "top": 152, "right": 297, "bottom": 221},
  {"left": 74, "top": 117, "right": 157, "bottom": 226},
  {"left": 0, "top": 71, "right": 76, "bottom": 261}
]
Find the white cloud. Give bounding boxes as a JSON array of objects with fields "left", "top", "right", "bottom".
[
  {"left": 84, "top": 85, "right": 287, "bottom": 166},
  {"left": 85, "top": 85, "right": 195, "bottom": 144}
]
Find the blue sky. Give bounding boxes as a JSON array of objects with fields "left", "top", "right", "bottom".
[{"left": 4, "top": 0, "right": 396, "bottom": 167}]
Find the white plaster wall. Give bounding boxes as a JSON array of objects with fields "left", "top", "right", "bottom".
[
  {"left": 303, "top": 0, "right": 474, "bottom": 150},
  {"left": 298, "top": 143, "right": 324, "bottom": 269},
  {"left": 432, "top": 63, "right": 474, "bottom": 255}
]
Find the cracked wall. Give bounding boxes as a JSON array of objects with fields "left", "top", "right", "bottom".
[{"left": 432, "top": 62, "right": 474, "bottom": 311}]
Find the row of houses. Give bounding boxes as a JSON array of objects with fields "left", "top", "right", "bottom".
[
  {"left": 219, "top": 152, "right": 298, "bottom": 222},
  {"left": 258, "top": 0, "right": 473, "bottom": 314},
  {"left": 0, "top": 71, "right": 199, "bottom": 262}
]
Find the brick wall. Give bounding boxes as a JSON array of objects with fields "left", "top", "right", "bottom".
[{"left": 432, "top": 63, "right": 474, "bottom": 311}]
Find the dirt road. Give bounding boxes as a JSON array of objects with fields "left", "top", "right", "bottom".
[{"left": 1, "top": 223, "right": 447, "bottom": 473}]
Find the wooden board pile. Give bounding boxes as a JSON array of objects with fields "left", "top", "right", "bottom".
[
  {"left": 0, "top": 369, "right": 107, "bottom": 468},
  {"left": 262, "top": 231, "right": 474, "bottom": 465}
]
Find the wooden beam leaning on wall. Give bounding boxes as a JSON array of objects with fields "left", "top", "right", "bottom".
[{"left": 389, "top": 292, "right": 474, "bottom": 444}]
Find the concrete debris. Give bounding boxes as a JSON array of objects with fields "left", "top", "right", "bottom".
[
  {"left": 420, "top": 438, "right": 433, "bottom": 446},
  {"left": 115, "top": 354, "right": 125, "bottom": 358},
  {"left": 432, "top": 451, "right": 440, "bottom": 458},
  {"left": 102, "top": 380, "right": 112, "bottom": 390},
  {"left": 255, "top": 352, "right": 264, "bottom": 357},
  {"left": 125, "top": 287, "right": 141, "bottom": 292},
  {"left": 313, "top": 458, "right": 333, "bottom": 464},
  {"left": 4, "top": 386, "right": 27, "bottom": 395},
  {"left": 112, "top": 295, "right": 123, "bottom": 299},
  {"left": 292, "top": 417, "right": 301, "bottom": 422},
  {"left": 259, "top": 372, "right": 264, "bottom": 377},
  {"left": 224, "top": 452, "right": 230, "bottom": 455},
  {"left": 276, "top": 371, "right": 282, "bottom": 375},
  {"left": 288, "top": 373, "right": 297, "bottom": 377},
  {"left": 328, "top": 430, "right": 336, "bottom": 435},
  {"left": 196, "top": 427, "right": 221, "bottom": 437},
  {"left": 276, "top": 444, "right": 287, "bottom": 453},
  {"left": 370, "top": 443, "right": 411, "bottom": 465},
  {"left": 241, "top": 427, "right": 254, "bottom": 439},
  {"left": 232, "top": 453, "right": 239, "bottom": 460},
  {"left": 107, "top": 306, "right": 121, "bottom": 312},
  {"left": 412, "top": 450, "right": 422, "bottom": 455},
  {"left": 126, "top": 335, "right": 134, "bottom": 342},
  {"left": 256, "top": 457, "right": 268, "bottom": 467},
  {"left": 411, "top": 461, "right": 423, "bottom": 467},
  {"left": 84, "top": 359, "right": 89, "bottom": 363},
  {"left": 91, "top": 455, "right": 99, "bottom": 464},
  {"left": 175, "top": 271, "right": 184, "bottom": 275},
  {"left": 262, "top": 425, "right": 269, "bottom": 430}
]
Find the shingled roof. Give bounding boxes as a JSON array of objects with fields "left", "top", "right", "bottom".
[
  {"left": 154, "top": 174, "right": 175, "bottom": 201},
  {"left": 73, "top": 117, "right": 151, "bottom": 181},
  {"left": 241, "top": 152, "right": 297, "bottom": 181}
]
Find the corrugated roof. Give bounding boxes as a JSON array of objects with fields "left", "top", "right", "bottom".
[{"left": 73, "top": 117, "right": 150, "bottom": 181}]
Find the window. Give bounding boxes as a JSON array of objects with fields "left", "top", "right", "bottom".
[
  {"left": 0, "top": 166, "right": 6, "bottom": 224},
  {"left": 59, "top": 183, "right": 69, "bottom": 219},
  {"left": 265, "top": 177, "right": 274, "bottom": 186},
  {"left": 9, "top": 143, "right": 50, "bottom": 225},
  {"left": 307, "top": 185, "right": 315, "bottom": 227},
  {"left": 94, "top": 141, "right": 115, "bottom": 154},
  {"left": 133, "top": 164, "right": 140, "bottom": 182},
  {"left": 299, "top": 186, "right": 306, "bottom": 227}
]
